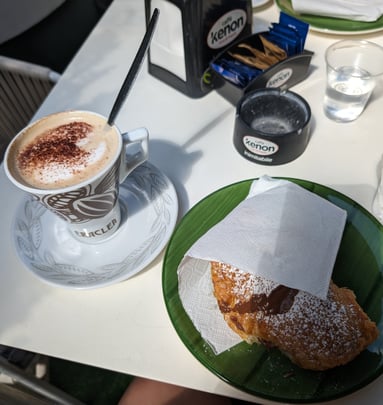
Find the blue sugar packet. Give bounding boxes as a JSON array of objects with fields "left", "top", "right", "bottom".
[
  {"left": 270, "top": 22, "right": 301, "bottom": 45},
  {"left": 265, "top": 12, "right": 309, "bottom": 55},
  {"left": 264, "top": 31, "right": 298, "bottom": 56},
  {"left": 211, "top": 58, "right": 261, "bottom": 88},
  {"left": 278, "top": 11, "right": 309, "bottom": 52}
]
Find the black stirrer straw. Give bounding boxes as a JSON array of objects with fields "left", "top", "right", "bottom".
[{"left": 107, "top": 8, "right": 159, "bottom": 126}]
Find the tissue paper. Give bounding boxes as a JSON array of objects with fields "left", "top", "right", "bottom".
[
  {"left": 178, "top": 176, "right": 347, "bottom": 353},
  {"left": 372, "top": 155, "right": 383, "bottom": 223},
  {"left": 291, "top": 0, "right": 383, "bottom": 22},
  {"left": 185, "top": 176, "right": 346, "bottom": 299}
]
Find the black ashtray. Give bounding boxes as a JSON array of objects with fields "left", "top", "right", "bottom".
[{"left": 233, "top": 88, "right": 311, "bottom": 165}]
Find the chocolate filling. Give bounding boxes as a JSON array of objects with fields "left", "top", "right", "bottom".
[{"left": 221, "top": 285, "right": 298, "bottom": 315}]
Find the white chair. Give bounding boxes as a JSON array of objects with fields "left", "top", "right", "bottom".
[{"left": 0, "top": 55, "right": 60, "bottom": 159}]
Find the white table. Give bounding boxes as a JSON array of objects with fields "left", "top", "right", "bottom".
[{"left": 1, "top": 1, "right": 383, "bottom": 403}]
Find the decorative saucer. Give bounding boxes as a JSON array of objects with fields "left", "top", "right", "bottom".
[{"left": 13, "top": 162, "right": 178, "bottom": 289}]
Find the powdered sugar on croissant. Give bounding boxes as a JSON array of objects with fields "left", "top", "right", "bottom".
[{"left": 211, "top": 261, "right": 378, "bottom": 370}]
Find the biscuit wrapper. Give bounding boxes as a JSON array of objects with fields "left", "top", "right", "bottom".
[{"left": 178, "top": 176, "right": 347, "bottom": 353}]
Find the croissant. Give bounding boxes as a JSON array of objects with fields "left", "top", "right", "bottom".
[{"left": 211, "top": 261, "right": 378, "bottom": 370}]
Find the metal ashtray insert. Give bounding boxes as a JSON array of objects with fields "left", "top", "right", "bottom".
[{"left": 233, "top": 88, "right": 311, "bottom": 165}]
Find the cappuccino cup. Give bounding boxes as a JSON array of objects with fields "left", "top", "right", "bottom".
[{"left": 4, "top": 110, "right": 149, "bottom": 243}]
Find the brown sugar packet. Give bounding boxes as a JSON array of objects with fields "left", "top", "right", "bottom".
[
  {"left": 259, "top": 35, "right": 287, "bottom": 61},
  {"left": 229, "top": 36, "right": 287, "bottom": 70},
  {"left": 238, "top": 43, "right": 280, "bottom": 65},
  {"left": 228, "top": 51, "right": 270, "bottom": 70}
]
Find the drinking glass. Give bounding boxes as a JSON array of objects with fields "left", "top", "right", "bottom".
[{"left": 324, "top": 40, "right": 383, "bottom": 122}]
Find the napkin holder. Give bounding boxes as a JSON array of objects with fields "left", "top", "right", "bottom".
[
  {"left": 145, "top": 0, "right": 253, "bottom": 98},
  {"left": 208, "top": 32, "right": 313, "bottom": 105}
]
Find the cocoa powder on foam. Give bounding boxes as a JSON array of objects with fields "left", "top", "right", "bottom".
[
  {"left": 11, "top": 113, "right": 118, "bottom": 189},
  {"left": 17, "top": 122, "right": 93, "bottom": 174}
]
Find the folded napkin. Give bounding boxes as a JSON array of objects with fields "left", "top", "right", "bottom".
[
  {"left": 291, "top": 0, "right": 383, "bottom": 22},
  {"left": 178, "top": 176, "right": 347, "bottom": 353}
]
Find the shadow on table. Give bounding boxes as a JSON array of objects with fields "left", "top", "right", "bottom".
[{"left": 149, "top": 139, "right": 202, "bottom": 216}]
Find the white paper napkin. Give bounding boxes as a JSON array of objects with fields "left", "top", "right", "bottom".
[
  {"left": 291, "top": 0, "right": 383, "bottom": 22},
  {"left": 178, "top": 176, "right": 347, "bottom": 354},
  {"left": 373, "top": 155, "right": 383, "bottom": 223}
]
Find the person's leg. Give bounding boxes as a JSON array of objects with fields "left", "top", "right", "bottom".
[{"left": 118, "top": 377, "right": 232, "bottom": 405}]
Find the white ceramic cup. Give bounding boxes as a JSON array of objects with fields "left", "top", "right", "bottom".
[{"left": 4, "top": 110, "right": 149, "bottom": 243}]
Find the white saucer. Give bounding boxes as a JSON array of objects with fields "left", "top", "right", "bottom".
[{"left": 12, "top": 162, "right": 178, "bottom": 289}]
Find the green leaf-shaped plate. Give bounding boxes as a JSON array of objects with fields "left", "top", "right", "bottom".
[
  {"left": 275, "top": 0, "right": 383, "bottom": 34},
  {"left": 162, "top": 178, "right": 383, "bottom": 403}
]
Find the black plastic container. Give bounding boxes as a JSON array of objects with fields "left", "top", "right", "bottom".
[
  {"left": 233, "top": 88, "right": 311, "bottom": 165},
  {"left": 209, "top": 32, "right": 313, "bottom": 105},
  {"left": 145, "top": 0, "right": 252, "bottom": 98}
]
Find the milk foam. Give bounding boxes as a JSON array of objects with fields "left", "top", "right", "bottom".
[
  {"left": 10, "top": 112, "right": 120, "bottom": 190},
  {"left": 37, "top": 141, "right": 108, "bottom": 185}
]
